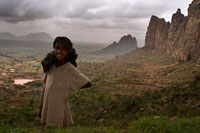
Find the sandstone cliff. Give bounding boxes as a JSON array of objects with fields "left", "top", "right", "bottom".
[
  {"left": 95, "top": 34, "right": 137, "bottom": 54},
  {"left": 144, "top": 0, "right": 200, "bottom": 61}
]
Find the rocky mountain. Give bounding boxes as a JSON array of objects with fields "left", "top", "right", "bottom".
[
  {"left": 0, "top": 32, "right": 53, "bottom": 42},
  {"left": 20, "top": 32, "right": 53, "bottom": 42},
  {"left": 143, "top": 0, "right": 200, "bottom": 62},
  {"left": 95, "top": 34, "right": 138, "bottom": 54}
]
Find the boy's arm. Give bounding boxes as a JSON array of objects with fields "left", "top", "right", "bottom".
[
  {"left": 39, "top": 86, "right": 45, "bottom": 118},
  {"left": 39, "top": 73, "right": 47, "bottom": 118},
  {"left": 81, "top": 81, "right": 92, "bottom": 89}
]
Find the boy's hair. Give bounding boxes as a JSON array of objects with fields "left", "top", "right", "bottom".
[
  {"left": 53, "top": 37, "right": 72, "bottom": 51},
  {"left": 41, "top": 37, "right": 78, "bottom": 73},
  {"left": 53, "top": 37, "right": 78, "bottom": 67}
]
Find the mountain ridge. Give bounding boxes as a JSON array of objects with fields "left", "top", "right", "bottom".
[
  {"left": 0, "top": 32, "right": 53, "bottom": 42},
  {"left": 94, "top": 34, "right": 138, "bottom": 55}
]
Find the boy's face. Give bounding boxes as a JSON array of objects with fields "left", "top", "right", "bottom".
[{"left": 54, "top": 42, "right": 69, "bottom": 63}]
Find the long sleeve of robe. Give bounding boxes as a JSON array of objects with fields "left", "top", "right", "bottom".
[{"left": 40, "top": 62, "right": 90, "bottom": 127}]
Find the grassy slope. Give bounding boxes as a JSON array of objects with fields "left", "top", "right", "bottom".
[{"left": 0, "top": 49, "right": 200, "bottom": 132}]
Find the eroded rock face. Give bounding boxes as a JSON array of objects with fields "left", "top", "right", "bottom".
[
  {"left": 184, "top": 0, "right": 200, "bottom": 61},
  {"left": 166, "top": 9, "right": 188, "bottom": 61},
  {"left": 144, "top": 0, "right": 200, "bottom": 61},
  {"left": 144, "top": 16, "right": 169, "bottom": 50},
  {"left": 198, "top": 58, "right": 200, "bottom": 65},
  {"left": 167, "top": 9, "right": 186, "bottom": 47}
]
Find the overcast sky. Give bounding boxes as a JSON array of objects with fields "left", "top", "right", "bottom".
[{"left": 0, "top": 0, "right": 193, "bottom": 47}]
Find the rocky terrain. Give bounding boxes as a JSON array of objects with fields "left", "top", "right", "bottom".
[
  {"left": 144, "top": 0, "right": 200, "bottom": 62},
  {"left": 94, "top": 34, "right": 138, "bottom": 55}
]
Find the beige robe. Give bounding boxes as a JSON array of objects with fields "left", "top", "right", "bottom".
[{"left": 41, "top": 62, "right": 90, "bottom": 127}]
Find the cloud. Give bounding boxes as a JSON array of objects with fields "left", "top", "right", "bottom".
[
  {"left": 0, "top": 0, "right": 54, "bottom": 23},
  {"left": 0, "top": 0, "right": 187, "bottom": 23},
  {"left": 0, "top": 0, "right": 193, "bottom": 46},
  {"left": 61, "top": 0, "right": 170, "bottom": 19}
]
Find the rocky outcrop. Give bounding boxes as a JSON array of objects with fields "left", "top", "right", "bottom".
[
  {"left": 166, "top": 9, "right": 188, "bottom": 61},
  {"left": 95, "top": 34, "right": 137, "bottom": 54},
  {"left": 144, "top": 0, "right": 200, "bottom": 61},
  {"left": 184, "top": 0, "right": 200, "bottom": 61}
]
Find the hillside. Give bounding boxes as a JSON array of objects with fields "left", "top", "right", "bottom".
[{"left": 80, "top": 49, "right": 200, "bottom": 94}]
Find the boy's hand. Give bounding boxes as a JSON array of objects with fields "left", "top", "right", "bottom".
[{"left": 41, "top": 51, "right": 57, "bottom": 72}]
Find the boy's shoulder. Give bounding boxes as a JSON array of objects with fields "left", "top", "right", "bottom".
[
  {"left": 65, "top": 62, "right": 74, "bottom": 68},
  {"left": 47, "top": 62, "right": 77, "bottom": 75},
  {"left": 65, "top": 62, "right": 77, "bottom": 71},
  {"left": 64, "top": 62, "right": 80, "bottom": 74}
]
